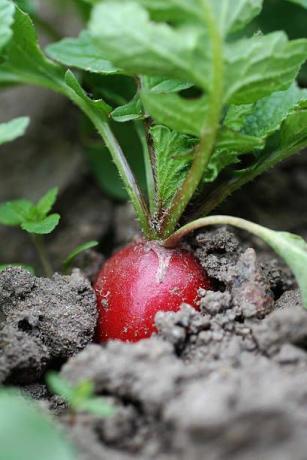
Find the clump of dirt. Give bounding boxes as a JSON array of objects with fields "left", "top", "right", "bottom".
[
  {"left": 0, "top": 268, "right": 97, "bottom": 385},
  {"left": 43, "top": 228, "right": 307, "bottom": 460},
  {"left": 60, "top": 294, "right": 307, "bottom": 460}
]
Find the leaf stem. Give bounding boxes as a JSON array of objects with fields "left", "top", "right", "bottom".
[
  {"left": 163, "top": 215, "right": 272, "bottom": 249},
  {"left": 159, "top": 0, "right": 224, "bottom": 238},
  {"left": 100, "top": 123, "right": 155, "bottom": 238},
  {"left": 61, "top": 82, "right": 155, "bottom": 239},
  {"left": 31, "top": 234, "right": 53, "bottom": 277},
  {"left": 163, "top": 215, "right": 307, "bottom": 309},
  {"left": 135, "top": 120, "right": 156, "bottom": 214}
]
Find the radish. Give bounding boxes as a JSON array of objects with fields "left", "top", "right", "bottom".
[
  {"left": 89, "top": 0, "right": 307, "bottom": 342},
  {"left": 95, "top": 241, "right": 211, "bottom": 342},
  {"left": 14, "top": 0, "right": 304, "bottom": 341}
]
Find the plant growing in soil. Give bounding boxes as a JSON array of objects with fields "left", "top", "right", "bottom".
[
  {"left": 47, "top": 372, "right": 114, "bottom": 419},
  {"left": 0, "top": 188, "right": 60, "bottom": 276},
  {"left": 0, "top": 186, "right": 98, "bottom": 276},
  {"left": 1, "top": 0, "right": 307, "bottom": 341}
]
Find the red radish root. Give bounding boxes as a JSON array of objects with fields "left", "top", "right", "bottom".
[{"left": 95, "top": 241, "right": 211, "bottom": 342}]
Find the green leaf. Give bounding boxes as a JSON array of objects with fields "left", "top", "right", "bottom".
[
  {"left": 0, "top": 0, "right": 15, "bottom": 51},
  {"left": 47, "top": 373, "right": 75, "bottom": 402},
  {"left": 225, "top": 32, "right": 307, "bottom": 104},
  {"left": 71, "top": 381, "right": 95, "bottom": 406},
  {"left": 21, "top": 213, "right": 60, "bottom": 234},
  {"left": 280, "top": 109, "right": 307, "bottom": 150},
  {"left": 151, "top": 125, "right": 195, "bottom": 208},
  {"left": 77, "top": 398, "right": 115, "bottom": 417},
  {"left": 111, "top": 96, "right": 143, "bottom": 122},
  {"left": 225, "top": 84, "right": 307, "bottom": 139},
  {"left": 79, "top": 0, "right": 97, "bottom": 4},
  {"left": 89, "top": 1, "right": 211, "bottom": 91},
  {"left": 0, "top": 263, "right": 34, "bottom": 273},
  {"left": 63, "top": 240, "right": 99, "bottom": 269},
  {"left": 73, "top": 0, "right": 93, "bottom": 20},
  {"left": 130, "top": 0, "right": 263, "bottom": 32},
  {"left": 199, "top": 112, "right": 307, "bottom": 220},
  {"left": 36, "top": 187, "right": 58, "bottom": 218},
  {"left": 14, "top": 0, "right": 38, "bottom": 15},
  {"left": 286, "top": 0, "right": 307, "bottom": 8},
  {"left": 209, "top": 0, "right": 263, "bottom": 35},
  {"left": 254, "top": 0, "right": 307, "bottom": 84},
  {"left": 142, "top": 76, "right": 192, "bottom": 93},
  {"left": 120, "top": 0, "right": 201, "bottom": 22},
  {"left": 0, "top": 199, "right": 33, "bottom": 226},
  {"left": 47, "top": 373, "right": 114, "bottom": 417},
  {"left": 0, "top": 7, "right": 65, "bottom": 90},
  {"left": 142, "top": 92, "right": 208, "bottom": 136},
  {"left": 46, "top": 31, "right": 120, "bottom": 75},
  {"left": 0, "top": 117, "right": 29, "bottom": 145},
  {"left": 204, "top": 128, "right": 264, "bottom": 182},
  {"left": 0, "top": 8, "right": 111, "bottom": 124},
  {"left": 0, "top": 390, "right": 75, "bottom": 460},
  {"left": 64, "top": 70, "right": 111, "bottom": 121}
]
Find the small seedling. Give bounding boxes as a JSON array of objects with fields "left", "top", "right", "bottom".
[
  {"left": 63, "top": 240, "right": 98, "bottom": 273},
  {"left": 0, "top": 186, "right": 99, "bottom": 276},
  {"left": 1, "top": 0, "right": 307, "bottom": 341},
  {"left": 47, "top": 372, "right": 115, "bottom": 419},
  {"left": 0, "top": 117, "right": 29, "bottom": 146},
  {"left": 0, "top": 188, "right": 60, "bottom": 276}
]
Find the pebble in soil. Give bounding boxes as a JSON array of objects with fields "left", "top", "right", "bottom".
[{"left": 52, "top": 228, "right": 307, "bottom": 460}]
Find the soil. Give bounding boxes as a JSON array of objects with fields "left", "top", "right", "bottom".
[
  {"left": 54, "top": 229, "right": 307, "bottom": 460},
  {"left": 1, "top": 32, "right": 307, "bottom": 459},
  {"left": 0, "top": 268, "right": 97, "bottom": 385},
  {"left": 1, "top": 221, "right": 307, "bottom": 459}
]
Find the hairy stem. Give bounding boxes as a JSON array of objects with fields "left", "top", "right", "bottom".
[
  {"left": 135, "top": 120, "right": 156, "bottom": 214},
  {"left": 159, "top": 0, "right": 224, "bottom": 238},
  {"left": 17, "top": 71, "right": 154, "bottom": 238},
  {"left": 61, "top": 83, "right": 155, "bottom": 239},
  {"left": 31, "top": 235, "right": 53, "bottom": 277},
  {"left": 99, "top": 123, "right": 154, "bottom": 238}
]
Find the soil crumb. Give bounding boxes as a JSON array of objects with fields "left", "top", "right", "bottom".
[{"left": 0, "top": 268, "right": 97, "bottom": 384}]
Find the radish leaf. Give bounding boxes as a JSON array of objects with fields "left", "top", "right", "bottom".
[
  {"left": 0, "top": 0, "right": 15, "bottom": 51},
  {"left": 89, "top": 1, "right": 212, "bottom": 91},
  {"left": 151, "top": 125, "right": 195, "bottom": 208},
  {"left": 0, "top": 117, "right": 29, "bottom": 145},
  {"left": 209, "top": 0, "right": 263, "bottom": 35},
  {"left": 46, "top": 31, "right": 120, "bottom": 75},
  {"left": 225, "top": 32, "right": 307, "bottom": 104}
]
